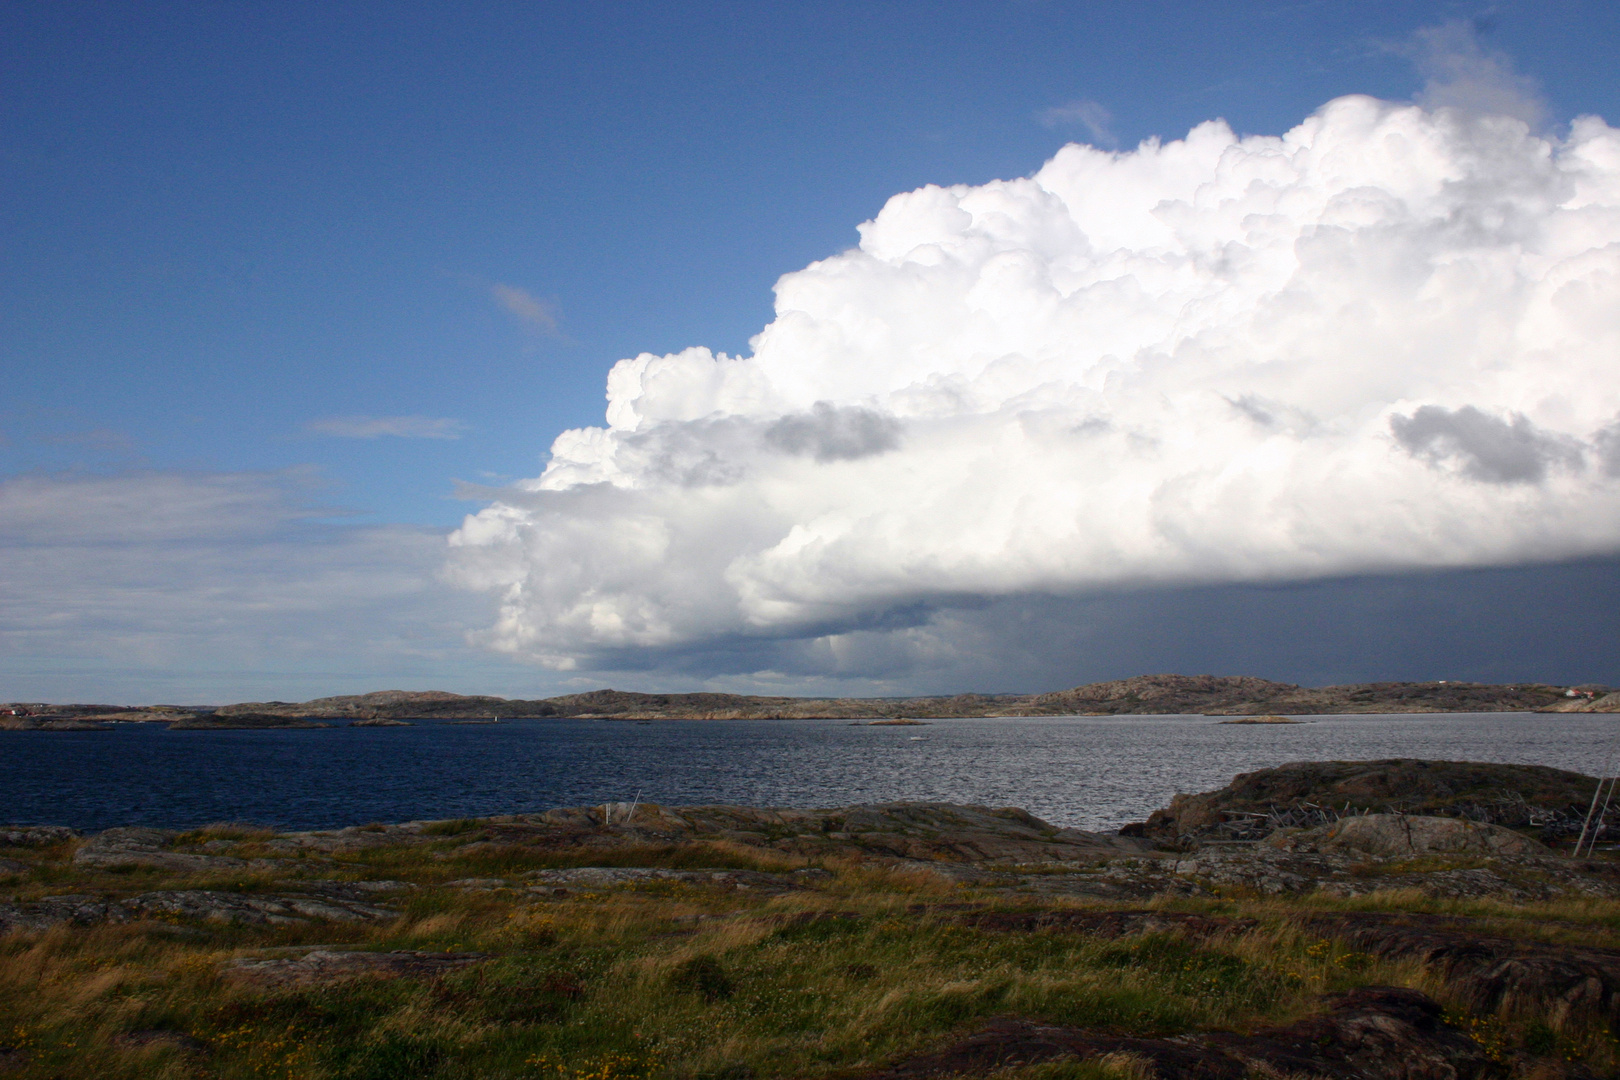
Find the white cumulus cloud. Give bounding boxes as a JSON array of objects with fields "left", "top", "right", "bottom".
[{"left": 449, "top": 93, "right": 1620, "bottom": 672}]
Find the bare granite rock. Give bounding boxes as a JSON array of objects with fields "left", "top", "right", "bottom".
[
  {"left": 444, "top": 877, "right": 512, "bottom": 890},
  {"left": 995, "top": 865, "right": 1211, "bottom": 900},
  {"left": 1, "top": 887, "right": 396, "bottom": 933},
  {"left": 1544, "top": 692, "right": 1620, "bottom": 714},
  {"left": 74, "top": 827, "right": 219, "bottom": 871},
  {"left": 0, "top": 894, "right": 128, "bottom": 933},
  {"left": 222, "top": 949, "right": 488, "bottom": 987},
  {"left": 1159, "top": 846, "right": 1620, "bottom": 901},
  {"left": 524, "top": 867, "right": 807, "bottom": 893},
  {"left": 328, "top": 879, "right": 414, "bottom": 894},
  {"left": 123, "top": 889, "right": 394, "bottom": 924},
  {"left": 0, "top": 825, "right": 77, "bottom": 847},
  {"left": 1270, "top": 814, "right": 1549, "bottom": 857},
  {"left": 71, "top": 827, "right": 280, "bottom": 873}
]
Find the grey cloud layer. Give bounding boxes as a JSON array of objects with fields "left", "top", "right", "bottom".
[
  {"left": 1391, "top": 406, "right": 1586, "bottom": 485},
  {"left": 763, "top": 404, "right": 903, "bottom": 463}
]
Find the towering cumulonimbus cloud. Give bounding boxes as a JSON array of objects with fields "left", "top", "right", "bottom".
[{"left": 449, "top": 94, "right": 1620, "bottom": 671}]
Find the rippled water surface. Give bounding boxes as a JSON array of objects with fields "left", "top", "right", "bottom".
[{"left": 4, "top": 713, "right": 1617, "bottom": 832}]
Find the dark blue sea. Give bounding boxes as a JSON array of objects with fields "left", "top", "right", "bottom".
[{"left": 4, "top": 713, "right": 1617, "bottom": 833}]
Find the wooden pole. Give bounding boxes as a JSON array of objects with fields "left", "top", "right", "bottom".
[
  {"left": 1579, "top": 774, "right": 1620, "bottom": 858},
  {"left": 1576, "top": 777, "right": 1606, "bottom": 858}
]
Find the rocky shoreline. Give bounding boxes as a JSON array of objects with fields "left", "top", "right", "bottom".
[
  {"left": 5, "top": 760, "right": 1620, "bottom": 1077},
  {"left": 5, "top": 673, "right": 1617, "bottom": 729}
]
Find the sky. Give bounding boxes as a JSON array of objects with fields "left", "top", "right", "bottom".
[{"left": 3, "top": 0, "right": 1619, "bottom": 703}]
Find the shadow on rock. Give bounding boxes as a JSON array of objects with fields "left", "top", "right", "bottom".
[{"left": 851, "top": 987, "right": 1486, "bottom": 1079}]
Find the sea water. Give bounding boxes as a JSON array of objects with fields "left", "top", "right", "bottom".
[{"left": 3, "top": 713, "right": 1616, "bottom": 832}]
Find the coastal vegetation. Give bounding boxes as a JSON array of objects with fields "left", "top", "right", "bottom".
[{"left": 4, "top": 764, "right": 1620, "bottom": 1078}]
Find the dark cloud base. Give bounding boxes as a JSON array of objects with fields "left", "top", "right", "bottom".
[
  {"left": 587, "top": 556, "right": 1620, "bottom": 694},
  {"left": 957, "top": 557, "right": 1620, "bottom": 693}
]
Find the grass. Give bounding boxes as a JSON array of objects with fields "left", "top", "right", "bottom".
[{"left": 4, "top": 833, "right": 1620, "bottom": 1079}]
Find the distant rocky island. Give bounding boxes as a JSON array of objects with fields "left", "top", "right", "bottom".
[{"left": 3, "top": 673, "right": 1616, "bottom": 730}]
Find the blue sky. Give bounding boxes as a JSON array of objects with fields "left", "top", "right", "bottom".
[{"left": 4, "top": 1, "right": 1619, "bottom": 702}]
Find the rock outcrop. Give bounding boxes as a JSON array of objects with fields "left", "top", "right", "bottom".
[
  {"left": 72, "top": 827, "right": 259, "bottom": 872},
  {"left": 1268, "top": 814, "right": 1549, "bottom": 857},
  {"left": 1542, "top": 692, "right": 1620, "bottom": 714},
  {"left": 1173, "top": 846, "right": 1620, "bottom": 901},
  {"left": 0, "top": 825, "right": 76, "bottom": 847},
  {"left": 1136, "top": 760, "right": 1601, "bottom": 844},
  {"left": 0, "top": 894, "right": 128, "bottom": 933},
  {"left": 221, "top": 949, "right": 487, "bottom": 987},
  {"left": 0, "top": 886, "right": 400, "bottom": 933},
  {"left": 122, "top": 888, "right": 394, "bottom": 925},
  {"left": 524, "top": 867, "right": 809, "bottom": 893}
]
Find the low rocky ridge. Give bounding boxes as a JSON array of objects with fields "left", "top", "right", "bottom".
[
  {"left": 1133, "top": 759, "right": 1611, "bottom": 844},
  {"left": 7, "top": 765, "right": 1620, "bottom": 1077},
  {"left": 111, "top": 801, "right": 1141, "bottom": 866},
  {"left": 192, "top": 677, "right": 1620, "bottom": 718},
  {"left": 6, "top": 674, "right": 1615, "bottom": 725}
]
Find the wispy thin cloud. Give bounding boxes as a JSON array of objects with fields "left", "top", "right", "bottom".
[
  {"left": 306, "top": 415, "right": 466, "bottom": 440},
  {"left": 1038, "top": 99, "right": 1116, "bottom": 146},
  {"left": 491, "top": 283, "right": 561, "bottom": 334},
  {"left": 39, "top": 428, "right": 137, "bottom": 454},
  {"left": 0, "top": 467, "right": 492, "bottom": 703},
  {"left": 1397, "top": 18, "right": 1547, "bottom": 125}
]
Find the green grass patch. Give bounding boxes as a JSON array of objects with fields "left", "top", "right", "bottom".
[{"left": 5, "top": 833, "right": 1620, "bottom": 1078}]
